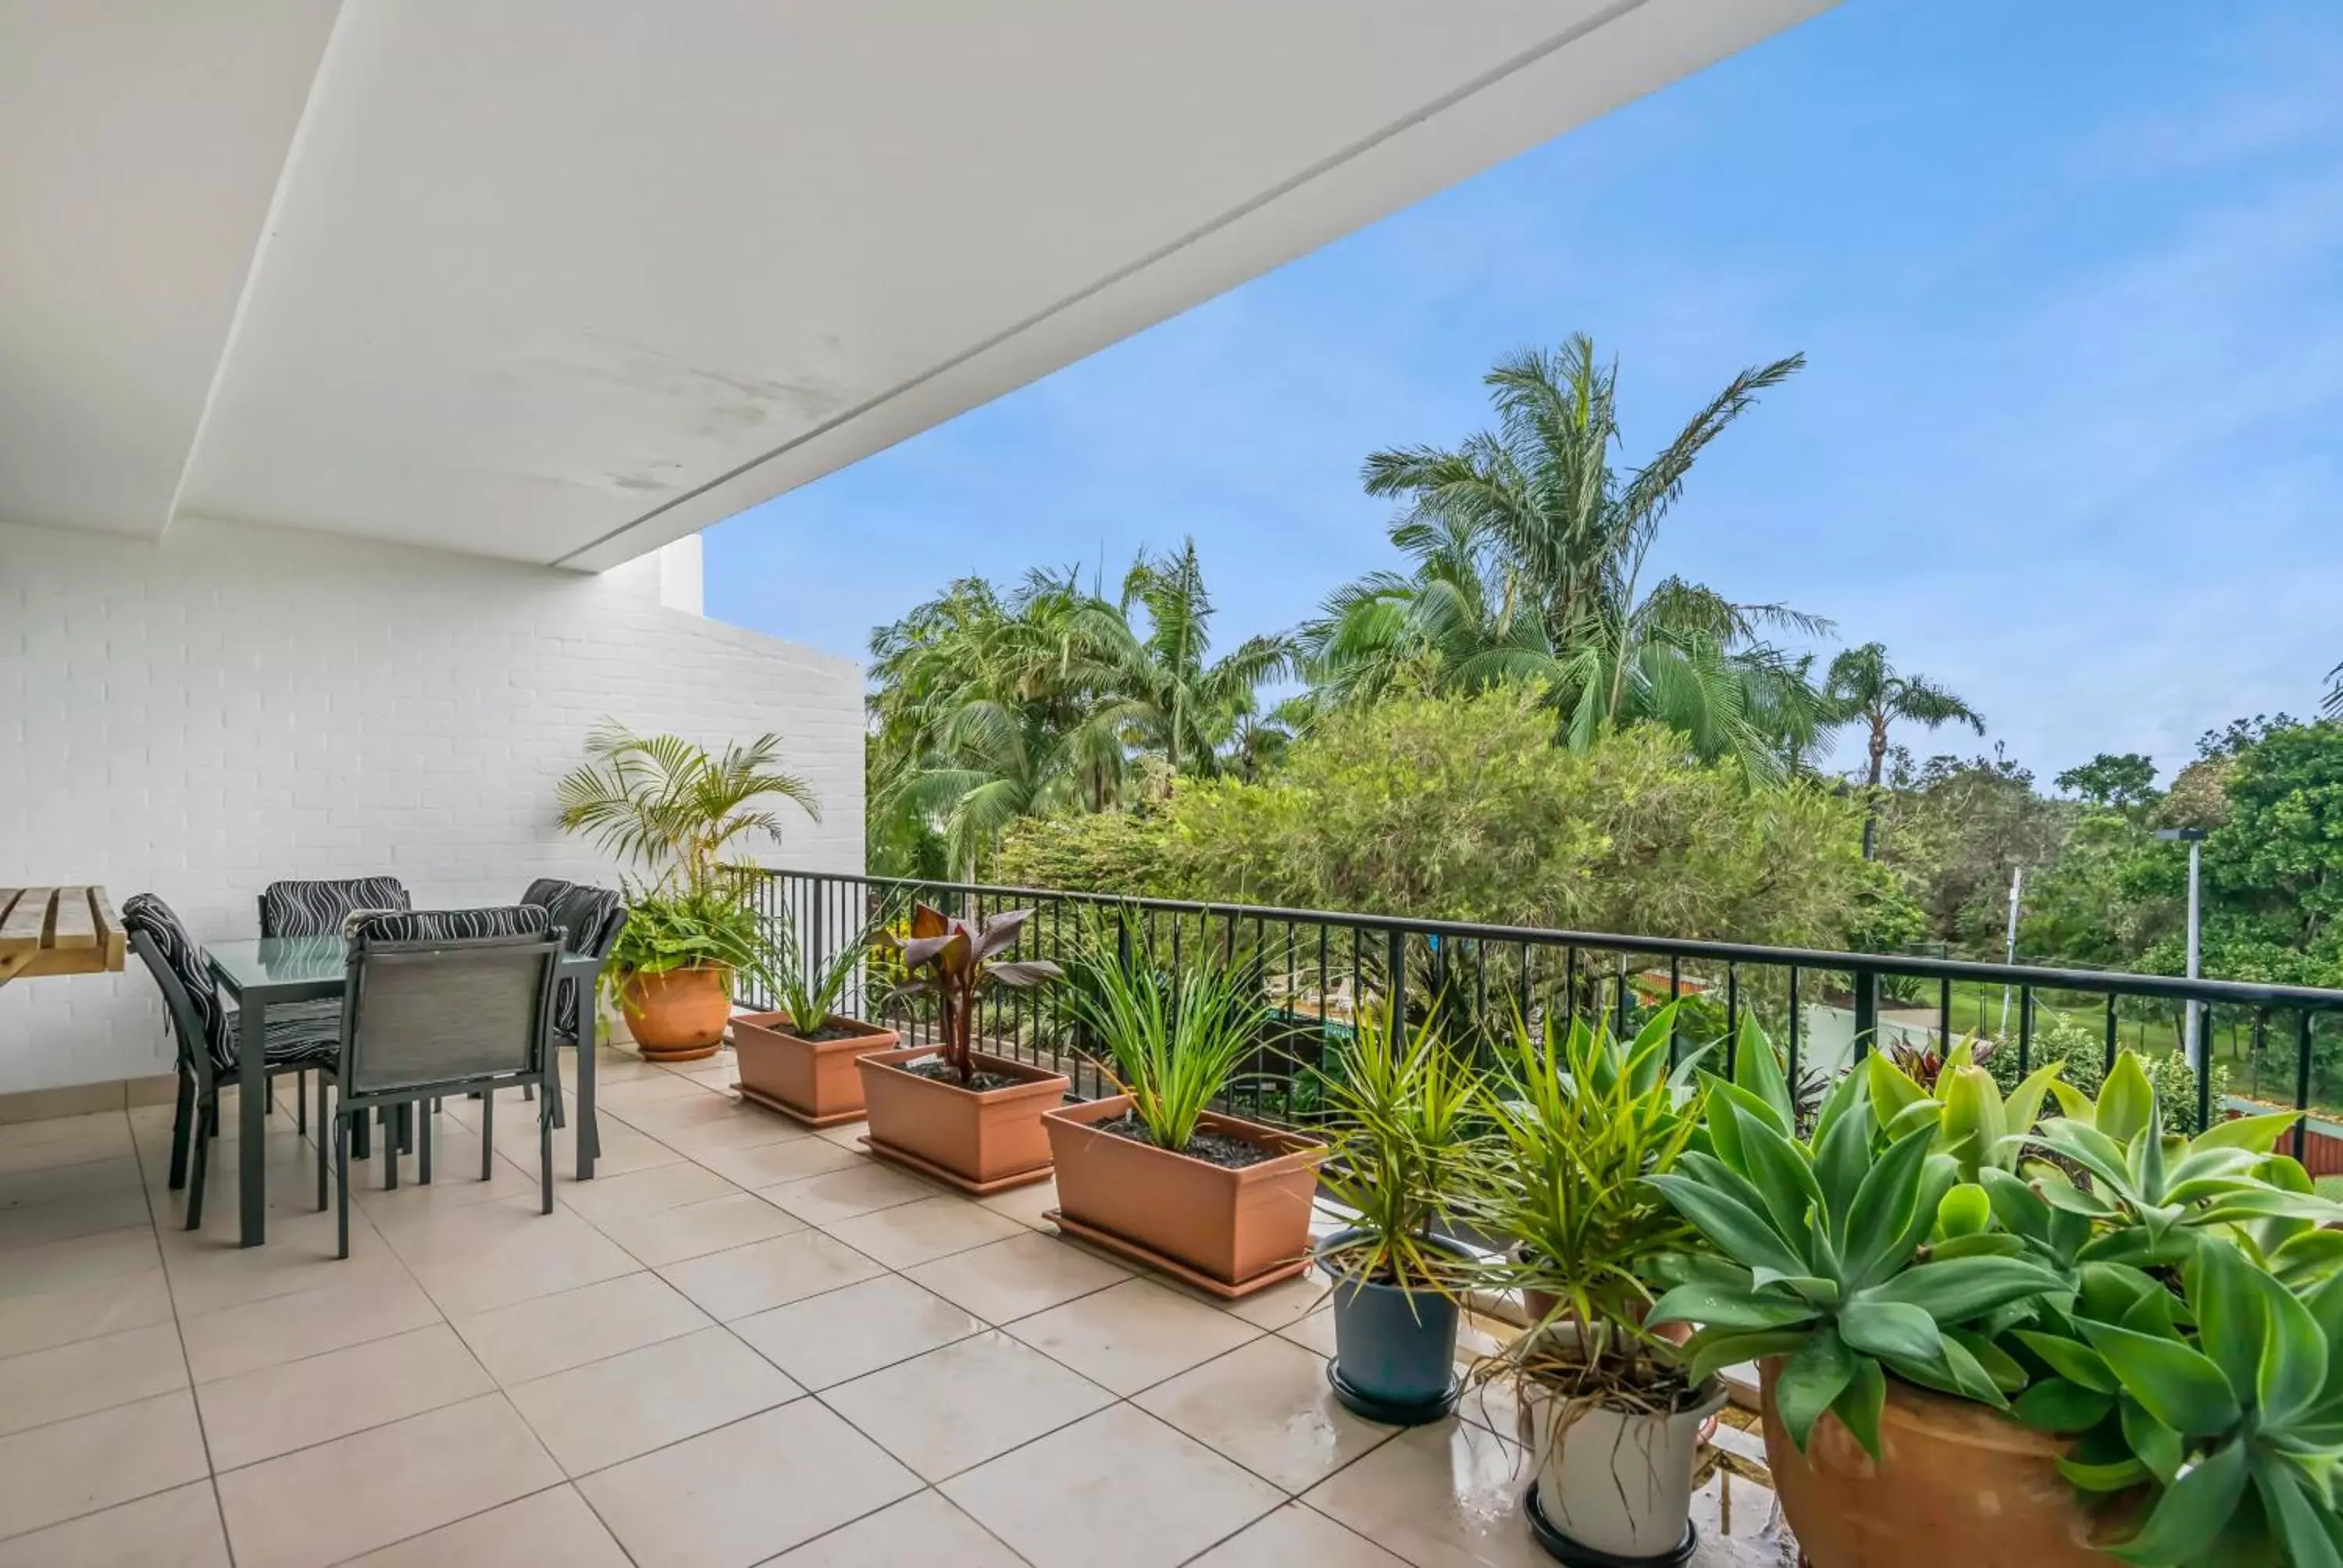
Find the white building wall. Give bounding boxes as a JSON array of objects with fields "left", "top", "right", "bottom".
[{"left": 0, "top": 516, "right": 862, "bottom": 1093}]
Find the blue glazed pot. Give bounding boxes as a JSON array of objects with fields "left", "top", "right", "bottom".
[{"left": 1320, "top": 1228, "right": 1469, "bottom": 1423}]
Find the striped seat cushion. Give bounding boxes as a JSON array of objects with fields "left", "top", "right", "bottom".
[
  {"left": 259, "top": 877, "right": 412, "bottom": 939},
  {"left": 121, "top": 893, "right": 344, "bottom": 1077},
  {"left": 520, "top": 879, "right": 625, "bottom": 1041},
  {"left": 347, "top": 905, "right": 551, "bottom": 944}
]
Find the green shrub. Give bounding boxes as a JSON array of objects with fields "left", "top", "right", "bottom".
[{"left": 1981, "top": 1012, "right": 2229, "bottom": 1134}]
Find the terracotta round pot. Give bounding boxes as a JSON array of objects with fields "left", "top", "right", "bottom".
[
  {"left": 619, "top": 965, "right": 731, "bottom": 1060},
  {"left": 1758, "top": 1360, "right": 2116, "bottom": 1568}
]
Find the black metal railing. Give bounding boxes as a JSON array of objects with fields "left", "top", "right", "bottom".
[{"left": 740, "top": 868, "right": 2343, "bottom": 1164}]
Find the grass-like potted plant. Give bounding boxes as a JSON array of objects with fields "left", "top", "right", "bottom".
[
  {"left": 1046, "top": 929, "right": 1327, "bottom": 1297},
  {"left": 558, "top": 723, "right": 816, "bottom": 1060},
  {"left": 731, "top": 903, "right": 900, "bottom": 1126},
  {"left": 858, "top": 903, "right": 1065, "bottom": 1192},
  {"left": 1646, "top": 1042, "right": 2343, "bottom": 1568},
  {"left": 1312, "top": 1005, "right": 1484, "bottom": 1424},
  {"left": 1466, "top": 1003, "right": 1724, "bottom": 1563}
]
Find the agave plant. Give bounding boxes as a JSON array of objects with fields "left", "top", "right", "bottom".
[
  {"left": 1311, "top": 1005, "right": 1484, "bottom": 1291},
  {"left": 880, "top": 903, "right": 1061, "bottom": 1085},
  {"left": 1646, "top": 1028, "right": 2065, "bottom": 1453},
  {"left": 1063, "top": 926, "right": 1270, "bottom": 1151},
  {"left": 1865, "top": 1037, "right": 2067, "bottom": 1181}
]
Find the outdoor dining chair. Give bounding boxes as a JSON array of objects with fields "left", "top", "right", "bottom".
[
  {"left": 330, "top": 907, "right": 562, "bottom": 1258},
  {"left": 258, "top": 876, "right": 411, "bottom": 1138},
  {"left": 123, "top": 893, "right": 344, "bottom": 1232},
  {"left": 518, "top": 878, "right": 626, "bottom": 1135}
]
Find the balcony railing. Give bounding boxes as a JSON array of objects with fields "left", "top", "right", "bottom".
[{"left": 740, "top": 868, "right": 2343, "bottom": 1164}]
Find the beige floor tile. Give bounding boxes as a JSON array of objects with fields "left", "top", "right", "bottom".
[
  {"left": 758, "top": 1162, "right": 939, "bottom": 1227},
  {"left": 0, "top": 1390, "right": 208, "bottom": 1541},
  {"left": 216, "top": 1393, "right": 562, "bottom": 1568},
  {"left": 616, "top": 1092, "right": 787, "bottom": 1141},
  {"left": 180, "top": 1267, "right": 441, "bottom": 1383},
  {"left": 580, "top": 1399, "right": 920, "bottom": 1568},
  {"left": 0, "top": 1480, "right": 227, "bottom": 1568},
  {"left": 974, "top": 1172, "right": 1061, "bottom": 1230},
  {"left": 0, "top": 1191, "right": 150, "bottom": 1251},
  {"left": 509, "top": 1325, "right": 801, "bottom": 1475},
  {"left": 454, "top": 1270, "right": 714, "bottom": 1386},
  {"left": 556, "top": 1160, "right": 737, "bottom": 1224},
  {"left": 1189, "top": 1502, "right": 1410, "bottom": 1566},
  {"left": 683, "top": 1065, "right": 741, "bottom": 1093},
  {"left": 594, "top": 1073, "right": 719, "bottom": 1113},
  {"left": 1279, "top": 1304, "right": 1339, "bottom": 1358},
  {"left": 350, "top": 1129, "right": 541, "bottom": 1221},
  {"left": 658, "top": 1229, "right": 884, "bottom": 1320},
  {"left": 1221, "top": 1261, "right": 1336, "bottom": 1329},
  {"left": 1301, "top": 1422, "right": 1550, "bottom": 1568},
  {"left": 1006, "top": 1276, "right": 1263, "bottom": 1395},
  {"left": 942, "top": 1404, "right": 1284, "bottom": 1568},
  {"left": 819, "top": 1193, "right": 1028, "bottom": 1268},
  {"left": 0, "top": 1265, "right": 173, "bottom": 1360},
  {"left": 198, "top": 1321, "right": 494, "bottom": 1470},
  {"left": 693, "top": 1135, "right": 864, "bottom": 1188},
  {"left": 1136, "top": 1334, "right": 1398, "bottom": 1491},
  {"left": 822, "top": 1331, "right": 1113, "bottom": 1481},
  {"left": 162, "top": 1209, "right": 395, "bottom": 1317},
  {"left": 386, "top": 1199, "right": 640, "bottom": 1317},
  {"left": 482, "top": 1111, "right": 682, "bottom": 1181},
  {"left": 654, "top": 1115, "right": 813, "bottom": 1159},
  {"left": 341, "top": 1483, "right": 632, "bottom": 1566},
  {"left": 0, "top": 1111, "right": 127, "bottom": 1150},
  {"left": 730, "top": 1274, "right": 983, "bottom": 1391},
  {"left": 0, "top": 1119, "right": 132, "bottom": 1177},
  {"left": 0, "top": 1153, "right": 143, "bottom": 1207},
  {"left": 811, "top": 1118, "right": 872, "bottom": 1149},
  {"left": 0, "top": 1224, "right": 160, "bottom": 1304},
  {"left": 598, "top": 1191, "right": 806, "bottom": 1266},
  {"left": 0, "top": 1320, "right": 187, "bottom": 1437},
  {"left": 902, "top": 1231, "right": 1129, "bottom": 1324},
  {"left": 775, "top": 1489, "right": 1024, "bottom": 1566}
]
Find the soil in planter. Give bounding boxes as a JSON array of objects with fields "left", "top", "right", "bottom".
[
  {"left": 1094, "top": 1114, "right": 1283, "bottom": 1169},
  {"left": 902, "top": 1057, "right": 1027, "bottom": 1092},
  {"left": 779, "top": 1020, "right": 873, "bottom": 1044}
]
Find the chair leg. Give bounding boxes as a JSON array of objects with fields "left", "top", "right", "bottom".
[
  {"left": 544, "top": 1049, "right": 566, "bottom": 1131},
  {"left": 481, "top": 1089, "right": 494, "bottom": 1180},
  {"left": 538, "top": 1089, "right": 554, "bottom": 1216},
  {"left": 384, "top": 1113, "right": 399, "bottom": 1192},
  {"left": 316, "top": 1074, "right": 331, "bottom": 1212},
  {"left": 296, "top": 1069, "right": 308, "bottom": 1135},
  {"left": 167, "top": 1066, "right": 194, "bottom": 1192},
  {"left": 334, "top": 1115, "right": 351, "bottom": 1260},
  {"left": 418, "top": 1103, "right": 432, "bottom": 1185},
  {"left": 184, "top": 1106, "right": 210, "bottom": 1232}
]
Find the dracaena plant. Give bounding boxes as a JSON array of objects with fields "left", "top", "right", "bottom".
[
  {"left": 1064, "top": 921, "right": 1271, "bottom": 1151},
  {"left": 765, "top": 900, "right": 899, "bottom": 1036},
  {"left": 880, "top": 903, "right": 1061, "bottom": 1085},
  {"left": 1646, "top": 1021, "right": 2065, "bottom": 1455},
  {"left": 1465, "top": 1003, "right": 1710, "bottom": 1395},
  {"left": 1311, "top": 1004, "right": 1485, "bottom": 1292}
]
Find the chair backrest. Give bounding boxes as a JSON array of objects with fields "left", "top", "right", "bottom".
[
  {"left": 519, "top": 878, "right": 626, "bottom": 961},
  {"left": 121, "top": 893, "right": 226, "bottom": 1075},
  {"left": 340, "top": 907, "right": 558, "bottom": 1097},
  {"left": 259, "top": 877, "right": 412, "bottom": 939}
]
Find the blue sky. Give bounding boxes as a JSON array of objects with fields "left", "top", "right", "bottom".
[{"left": 707, "top": 0, "right": 2343, "bottom": 783}]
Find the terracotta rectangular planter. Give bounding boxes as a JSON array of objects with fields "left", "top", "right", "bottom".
[
  {"left": 1043, "top": 1096, "right": 1327, "bottom": 1296},
  {"left": 854, "top": 1046, "right": 1067, "bottom": 1193},
  {"left": 730, "top": 1012, "right": 900, "bottom": 1127}
]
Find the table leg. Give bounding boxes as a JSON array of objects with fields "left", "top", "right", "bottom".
[
  {"left": 238, "top": 996, "right": 268, "bottom": 1247},
  {"left": 575, "top": 979, "right": 598, "bottom": 1181}
]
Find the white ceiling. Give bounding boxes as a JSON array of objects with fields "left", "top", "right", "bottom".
[{"left": 1, "top": 0, "right": 1831, "bottom": 570}]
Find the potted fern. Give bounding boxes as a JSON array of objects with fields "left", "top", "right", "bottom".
[
  {"left": 1312, "top": 1005, "right": 1483, "bottom": 1424},
  {"left": 858, "top": 903, "right": 1065, "bottom": 1192},
  {"left": 556, "top": 724, "right": 817, "bottom": 1060},
  {"left": 1046, "top": 926, "right": 1326, "bottom": 1297},
  {"left": 732, "top": 903, "right": 900, "bottom": 1126}
]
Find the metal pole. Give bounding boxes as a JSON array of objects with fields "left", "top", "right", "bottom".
[
  {"left": 2184, "top": 837, "right": 2202, "bottom": 1073},
  {"left": 1999, "top": 866, "right": 2024, "bottom": 1040}
]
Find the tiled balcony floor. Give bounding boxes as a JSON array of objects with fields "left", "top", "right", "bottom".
[{"left": 0, "top": 1047, "right": 1790, "bottom": 1567}]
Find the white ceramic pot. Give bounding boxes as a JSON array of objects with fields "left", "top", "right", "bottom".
[{"left": 1517, "top": 1330, "right": 1726, "bottom": 1560}]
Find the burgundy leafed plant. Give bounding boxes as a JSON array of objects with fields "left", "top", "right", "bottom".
[{"left": 885, "top": 904, "right": 1062, "bottom": 1085}]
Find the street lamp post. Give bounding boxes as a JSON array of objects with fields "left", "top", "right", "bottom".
[{"left": 2158, "top": 828, "right": 2209, "bottom": 1072}]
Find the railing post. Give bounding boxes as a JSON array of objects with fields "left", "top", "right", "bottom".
[
  {"left": 1386, "top": 928, "right": 1405, "bottom": 1028},
  {"left": 1852, "top": 969, "right": 1878, "bottom": 1060},
  {"left": 2295, "top": 1013, "right": 2313, "bottom": 1163}
]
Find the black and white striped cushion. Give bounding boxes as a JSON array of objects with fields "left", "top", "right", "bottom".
[
  {"left": 259, "top": 877, "right": 412, "bottom": 939},
  {"left": 520, "top": 879, "right": 624, "bottom": 1039},
  {"left": 122, "top": 893, "right": 343, "bottom": 1076},
  {"left": 348, "top": 905, "right": 551, "bottom": 944}
]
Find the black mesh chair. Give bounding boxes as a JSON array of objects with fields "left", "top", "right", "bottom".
[
  {"left": 123, "top": 893, "right": 344, "bottom": 1232},
  {"left": 331, "top": 907, "right": 562, "bottom": 1258},
  {"left": 258, "top": 877, "right": 412, "bottom": 1139}
]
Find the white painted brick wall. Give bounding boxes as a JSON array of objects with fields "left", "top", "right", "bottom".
[{"left": 0, "top": 515, "right": 864, "bottom": 1092}]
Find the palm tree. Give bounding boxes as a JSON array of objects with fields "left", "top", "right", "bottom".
[
  {"left": 1824, "top": 641, "right": 1986, "bottom": 857},
  {"left": 1307, "top": 337, "right": 1825, "bottom": 775},
  {"left": 2324, "top": 657, "right": 2341, "bottom": 718},
  {"left": 1112, "top": 539, "right": 1296, "bottom": 779},
  {"left": 555, "top": 723, "right": 819, "bottom": 896}
]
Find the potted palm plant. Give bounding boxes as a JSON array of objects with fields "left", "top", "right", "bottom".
[
  {"left": 1465, "top": 1004, "right": 1723, "bottom": 1565},
  {"left": 1312, "top": 1005, "right": 1483, "bottom": 1424},
  {"left": 557, "top": 724, "right": 816, "bottom": 1060},
  {"left": 858, "top": 903, "right": 1065, "bottom": 1192},
  {"left": 731, "top": 903, "right": 900, "bottom": 1126},
  {"left": 1646, "top": 1042, "right": 2343, "bottom": 1568},
  {"left": 1046, "top": 928, "right": 1326, "bottom": 1297}
]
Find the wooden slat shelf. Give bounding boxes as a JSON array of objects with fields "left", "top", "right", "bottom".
[{"left": 0, "top": 886, "right": 127, "bottom": 988}]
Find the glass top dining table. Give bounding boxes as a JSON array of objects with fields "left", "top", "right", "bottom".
[{"left": 204, "top": 937, "right": 606, "bottom": 1248}]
